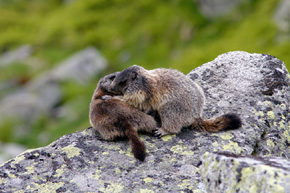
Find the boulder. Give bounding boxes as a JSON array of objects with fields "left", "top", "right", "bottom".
[
  {"left": 200, "top": 152, "right": 290, "bottom": 193},
  {"left": 188, "top": 51, "right": 290, "bottom": 159},
  {"left": 0, "top": 45, "right": 32, "bottom": 67},
  {"left": 49, "top": 47, "right": 107, "bottom": 84},
  {"left": 0, "top": 51, "right": 289, "bottom": 192}
]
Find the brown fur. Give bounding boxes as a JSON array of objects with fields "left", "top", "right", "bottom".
[{"left": 89, "top": 73, "right": 157, "bottom": 161}]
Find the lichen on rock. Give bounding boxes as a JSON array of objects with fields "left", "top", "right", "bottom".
[{"left": 200, "top": 152, "right": 290, "bottom": 193}]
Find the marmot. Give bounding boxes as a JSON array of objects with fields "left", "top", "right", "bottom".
[
  {"left": 109, "top": 65, "right": 242, "bottom": 136},
  {"left": 89, "top": 72, "right": 157, "bottom": 161}
]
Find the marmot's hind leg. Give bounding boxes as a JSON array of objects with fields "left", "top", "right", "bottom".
[{"left": 155, "top": 103, "right": 184, "bottom": 137}]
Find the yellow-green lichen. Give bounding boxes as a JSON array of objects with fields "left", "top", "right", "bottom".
[
  {"left": 25, "top": 165, "right": 35, "bottom": 175},
  {"left": 81, "top": 129, "right": 92, "bottom": 136},
  {"left": 202, "top": 152, "right": 210, "bottom": 169},
  {"left": 212, "top": 141, "right": 219, "bottom": 146},
  {"left": 12, "top": 155, "right": 25, "bottom": 165},
  {"left": 62, "top": 146, "right": 81, "bottom": 158},
  {"left": 182, "top": 150, "right": 194, "bottom": 156},
  {"left": 144, "top": 140, "right": 157, "bottom": 150},
  {"left": 125, "top": 147, "right": 134, "bottom": 158},
  {"left": 143, "top": 177, "right": 154, "bottom": 183},
  {"left": 99, "top": 183, "right": 124, "bottom": 193},
  {"left": 222, "top": 141, "right": 243, "bottom": 153},
  {"left": 54, "top": 167, "right": 65, "bottom": 178},
  {"left": 102, "top": 152, "right": 109, "bottom": 155},
  {"left": 119, "top": 149, "right": 126, "bottom": 154},
  {"left": 280, "top": 104, "right": 287, "bottom": 111},
  {"left": 27, "top": 182, "right": 64, "bottom": 193},
  {"left": 283, "top": 130, "right": 290, "bottom": 142},
  {"left": 139, "top": 189, "right": 155, "bottom": 193},
  {"left": 267, "top": 111, "right": 275, "bottom": 120},
  {"left": 115, "top": 168, "right": 121, "bottom": 173},
  {"left": 220, "top": 133, "right": 233, "bottom": 140},
  {"left": 178, "top": 179, "right": 194, "bottom": 190},
  {"left": 108, "top": 144, "right": 119, "bottom": 150},
  {"left": 170, "top": 144, "right": 186, "bottom": 154},
  {"left": 263, "top": 101, "right": 273, "bottom": 107},
  {"left": 237, "top": 166, "right": 285, "bottom": 193},
  {"left": 161, "top": 134, "right": 175, "bottom": 142},
  {"left": 90, "top": 169, "right": 101, "bottom": 180},
  {"left": 13, "top": 190, "right": 25, "bottom": 193},
  {"left": 236, "top": 168, "right": 259, "bottom": 193},
  {"left": 266, "top": 139, "right": 275, "bottom": 148},
  {"left": 255, "top": 111, "right": 264, "bottom": 117}
]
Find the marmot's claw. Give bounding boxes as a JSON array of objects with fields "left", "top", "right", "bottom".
[{"left": 154, "top": 129, "right": 163, "bottom": 138}]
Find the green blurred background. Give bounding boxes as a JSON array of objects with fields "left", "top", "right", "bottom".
[{"left": 0, "top": 0, "right": 289, "bottom": 153}]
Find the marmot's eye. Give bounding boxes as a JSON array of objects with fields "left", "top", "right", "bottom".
[{"left": 109, "top": 75, "right": 116, "bottom": 81}]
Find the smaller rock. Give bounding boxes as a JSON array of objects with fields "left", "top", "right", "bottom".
[
  {"left": 196, "top": 0, "right": 247, "bottom": 19},
  {"left": 0, "top": 45, "right": 32, "bottom": 66},
  {"left": 50, "top": 47, "right": 107, "bottom": 84},
  {"left": 274, "top": 0, "right": 290, "bottom": 33},
  {"left": 200, "top": 152, "right": 290, "bottom": 193}
]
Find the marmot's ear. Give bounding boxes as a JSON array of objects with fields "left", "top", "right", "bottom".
[{"left": 131, "top": 72, "right": 137, "bottom": 80}]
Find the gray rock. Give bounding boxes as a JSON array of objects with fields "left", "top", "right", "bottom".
[
  {"left": 49, "top": 47, "right": 107, "bottom": 84},
  {"left": 188, "top": 51, "right": 290, "bottom": 159},
  {"left": 0, "top": 45, "right": 32, "bottom": 66},
  {"left": 0, "top": 77, "right": 62, "bottom": 122},
  {"left": 0, "top": 51, "right": 289, "bottom": 192},
  {"left": 196, "top": 0, "right": 248, "bottom": 18},
  {"left": 274, "top": 0, "right": 290, "bottom": 33},
  {"left": 200, "top": 152, "right": 290, "bottom": 193},
  {"left": 0, "top": 47, "right": 107, "bottom": 127}
]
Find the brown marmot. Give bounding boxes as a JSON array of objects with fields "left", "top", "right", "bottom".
[
  {"left": 89, "top": 72, "right": 157, "bottom": 161},
  {"left": 108, "top": 65, "right": 242, "bottom": 136}
]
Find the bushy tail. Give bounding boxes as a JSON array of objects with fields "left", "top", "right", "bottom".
[
  {"left": 193, "top": 113, "right": 242, "bottom": 132},
  {"left": 125, "top": 125, "right": 146, "bottom": 161}
]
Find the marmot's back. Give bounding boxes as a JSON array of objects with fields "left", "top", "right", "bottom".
[{"left": 149, "top": 68, "right": 205, "bottom": 118}]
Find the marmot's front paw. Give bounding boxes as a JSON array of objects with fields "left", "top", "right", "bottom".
[
  {"left": 154, "top": 128, "right": 169, "bottom": 138},
  {"left": 101, "top": 95, "right": 112, "bottom": 100}
]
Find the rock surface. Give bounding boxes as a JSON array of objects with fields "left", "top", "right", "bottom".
[
  {"left": 189, "top": 51, "right": 290, "bottom": 159},
  {"left": 1, "top": 51, "right": 290, "bottom": 192},
  {"left": 200, "top": 152, "right": 290, "bottom": 193}
]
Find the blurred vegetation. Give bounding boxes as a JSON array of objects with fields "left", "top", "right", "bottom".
[{"left": 0, "top": 0, "right": 289, "bottom": 148}]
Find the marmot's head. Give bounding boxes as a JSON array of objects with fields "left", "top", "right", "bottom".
[
  {"left": 99, "top": 72, "right": 120, "bottom": 93},
  {"left": 110, "top": 65, "right": 151, "bottom": 95},
  {"left": 94, "top": 72, "right": 122, "bottom": 98}
]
